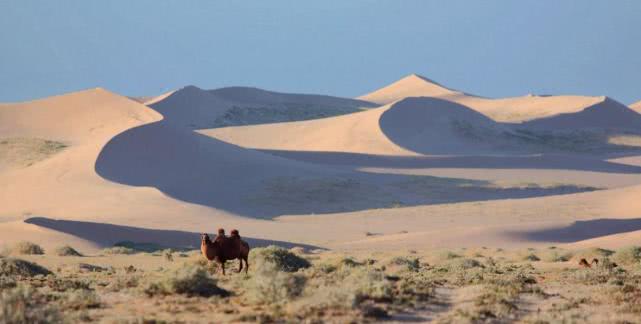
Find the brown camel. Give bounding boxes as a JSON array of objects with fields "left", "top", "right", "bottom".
[{"left": 200, "top": 231, "right": 250, "bottom": 275}]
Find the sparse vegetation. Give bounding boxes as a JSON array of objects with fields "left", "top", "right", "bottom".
[
  {"left": 1, "top": 246, "right": 640, "bottom": 322},
  {"left": 250, "top": 245, "right": 311, "bottom": 272},
  {"left": 0, "top": 285, "right": 62, "bottom": 324},
  {"left": 101, "top": 246, "right": 135, "bottom": 255},
  {"left": 144, "top": 264, "right": 229, "bottom": 297},
  {"left": 0, "top": 258, "right": 51, "bottom": 277},
  {"left": 613, "top": 246, "right": 641, "bottom": 264},
  {"left": 54, "top": 245, "right": 83, "bottom": 257},
  {"left": 11, "top": 241, "right": 44, "bottom": 255}
]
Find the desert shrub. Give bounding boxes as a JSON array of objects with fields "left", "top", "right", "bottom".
[
  {"left": 440, "top": 251, "right": 461, "bottom": 260},
  {"left": 45, "top": 277, "right": 91, "bottom": 292},
  {"left": 389, "top": 256, "right": 421, "bottom": 272},
  {"left": 63, "top": 289, "right": 101, "bottom": 310},
  {"left": 244, "top": 265, "right": 307, "bottom": 304},
  {"left": 0, "top": 285, "right": 62, "bottom": 324},
  {"left": 293, "top": 267, "right": 393, "bottom": 314},
  {"left": 338, "top": 257, "right": 364, "bottom": 268},
  {"left": 106, "top": 275, "right": 140, "bottom": 292},
  {"left": 0, "top": 276, "right": 16, "bottom": 289},
  {"left": 77, "top": 263, "right": 107, "bottom": 272},
  {"left": 11, "top": 241, "right": 44, "bottom": 255},
  {"left": 143, "top": 264, "right": 229, "bottom": 297},
  {"left": 613, "top": 246, "right": 641, "bottom": 265},
  {"left": 522, "top": 253, "right": 540, "bottom": 262},
  {"left": 447, "top": 258, "right": 483, "bottom": 271},
  {"left": 542, "top": 249, "right": 573, "bottom": 262},
  {"left": 250, "top": 245, "right": 311, "bottom": 272},
  {"left": 54, "top": 245, "right": 82, "bottom": 257},
  {"left": 163, "top": 249, "right": 174, "bottom": 262},
  {"left": 0, "top": 258, "right": 51, "bottom": 277},
  {"left": 101, "top": 246, "right": 135, "bottom": 255}
]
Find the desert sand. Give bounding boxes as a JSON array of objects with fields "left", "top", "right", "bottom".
[{"left": 2, "top": 75, "right": 641, "bottom": 256}]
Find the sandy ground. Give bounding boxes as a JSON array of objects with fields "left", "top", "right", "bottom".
[{"left": 2, "top": 77, "right": 641, "bottom": 256}]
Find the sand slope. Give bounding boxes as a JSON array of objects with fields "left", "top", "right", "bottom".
[
  {"left": 521, "top": 97, "right": 641, "bottom": 130},
  {"left": 2, "top": 84, "right": 641, "bottom": 253},
  {"left": 148, "top": 85, "right": 376, "bottom": 129},
  {"left": 630, "top": 100, "right": 641, "bottom": 113},
  {"left": 359, "top": 74, "right": 605, "bottom": 123},
  {"left": 204, "top": 97, "right": 514, "bottom": 155}
]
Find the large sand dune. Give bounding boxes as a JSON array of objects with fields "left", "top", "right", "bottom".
[
  {"left": 2, "top": 80, "right": 641, "bottom": 253},
  {"left": 359, "top": 74, "right": 607, "bottom": 123}
]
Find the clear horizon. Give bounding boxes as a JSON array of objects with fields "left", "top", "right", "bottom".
[{"left": 1, "top": 1, "right": 640, "bottom": 103}]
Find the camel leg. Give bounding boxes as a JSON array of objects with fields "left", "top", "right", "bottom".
[
  {"left": 237, "top": 258, "right": 243, "bottom": 273},
  {"left": 243, "top": 256, "right": 249, "bottom": 274},
  {"left": 219, "top": 261, "right": 226, "bottom": 275}
]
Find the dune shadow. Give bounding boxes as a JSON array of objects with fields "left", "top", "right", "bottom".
[
  {"left": 506, "top": 218, "right": 641, "bottom": 243},
  {"left": 24, "top": 217, "right": 322, "bottom": 251},
  {"left": 260, "top": 149, "right": 641, "bottom": 174},
  {"left": 95, "top": 99, "right": 624, "bottom": 219},
  {"left": 378, "top": 97, "right": 641, "bottom": 158}
]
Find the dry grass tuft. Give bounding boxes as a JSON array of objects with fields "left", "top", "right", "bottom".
[
  {"left": 250, "top": 245, "right": 311, "bottom": 272},
  {"left": 11, "top": 241, "right": 44, "bottom": 255},
  {"left": 54, "top": 245, "right": 83, "bottom": 257},
  {"left": 0, "top": 258, "right": 51, "bottom": 277}
]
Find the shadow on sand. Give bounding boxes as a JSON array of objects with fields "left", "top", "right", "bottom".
[
  {"left": 24, "top": 217, "right": 322, "bottom": 251},
  {"left": 506, "top": 218, "right": 641, "bottom": 243},
  {"left": 260, "top": 149, "right": 641, "bottom": 174}
]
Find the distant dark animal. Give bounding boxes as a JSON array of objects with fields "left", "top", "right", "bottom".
[
  {"left": 200, "top": 230, "right": 250, "bottom": 275},
  {"left": 591, "top": 258, "right": 599, "bottom": 266},
  {"left": 578, "top": 258, "right": 591, "bottom": 268}
]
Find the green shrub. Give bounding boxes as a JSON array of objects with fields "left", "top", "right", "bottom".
[
  {"left": 11, "top": 241, "right": 44, "bottom": 255},
  {"left": 144, "top": 264, "right": 229, "bottom": 297},
  {"left": 244, "top": 265, "right": 306, "bottom": 304},
  {"left": 54, "top": 245, "right": 82, "bottom": 257},
  {"left": 0, "top": 258, "right": 51, "bottom": 277},
  {"left": 249, "top": 245, "right": 311, "bottom": 272},
  {"left": 613, "top": 246, "right": 641, "bottom": 264},
  {"left": 0, "top": 285, "right": 62, "bottom": 323}
]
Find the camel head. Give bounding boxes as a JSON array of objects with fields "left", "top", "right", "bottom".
[{"left": 201, "top": 233, "right": 212, "bottom": 245}]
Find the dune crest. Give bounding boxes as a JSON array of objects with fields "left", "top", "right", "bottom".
[
  {"left": 358, "top": 74, "right": 462, "bottom": 104},
  {"left": 630, "top": 100, "right": 641, "bottom": 113},
  {"left": 358, "top": 74, "right": 608, "bottom": 123}
]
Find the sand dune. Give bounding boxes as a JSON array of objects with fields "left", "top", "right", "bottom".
[
  {"left": 148, "top": 85, "right": 376, "bottom": 129},
  {"left": 209, "top": 86, "right": 375, "bottom": 108},
  {"left": 204, "top": 95, "right": 641, "bottom": 156},
  {"left": 359, "top": 74, "right": 606, "bottom": 123},
  {"left": 358, "top": 74, "right": 464, "bottom": 104},
  {"left": 204, "top": 97, "right": 512, "bottom": 156},
  {"left": 521, "top": 97, "right": 641, "bottom": 130},
  {"left": 630, "top": 100, "right": 641, "bottom": 113},
  {"left": 2, "top": 82, "right": 641, "bottom": 254}
]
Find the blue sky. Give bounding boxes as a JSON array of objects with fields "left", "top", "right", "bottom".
[{"left": 1, "top": 1, "right": 640, "bottom": 103}]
